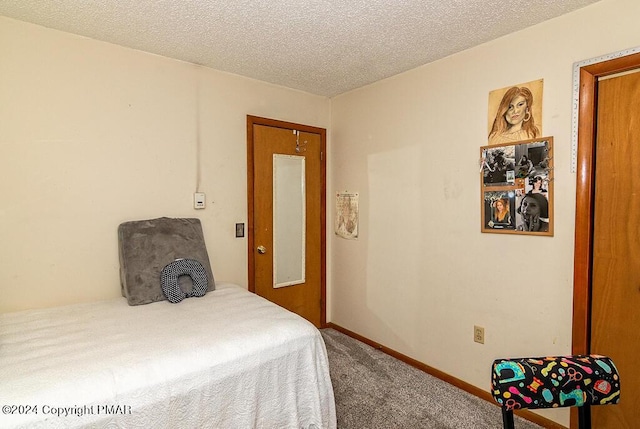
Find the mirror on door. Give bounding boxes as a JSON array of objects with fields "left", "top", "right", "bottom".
[{"left": 273, "top": 154, "right": 306, "bottom": 288}]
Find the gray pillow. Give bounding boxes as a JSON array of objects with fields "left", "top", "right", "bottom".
[
  {"left": 118, "top": 217, "right": 215, "bottom": 306},
  {"left": 161, "top": 258, "right": 208, "bottom": 303}
]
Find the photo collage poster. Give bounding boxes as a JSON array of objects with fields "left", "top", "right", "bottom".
[{"left": 481, "top": 138, "right": 553, "bottom": 235}]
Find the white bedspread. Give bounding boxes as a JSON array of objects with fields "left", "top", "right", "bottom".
[{"left": 0, "top": 282, "right": 336, "bottom": 429}]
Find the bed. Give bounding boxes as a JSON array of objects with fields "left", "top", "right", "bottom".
[{"left": 0, "top": 282, "right": 336, "bottom": 429}]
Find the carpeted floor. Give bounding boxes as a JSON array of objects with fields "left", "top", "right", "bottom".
[{"left": 321, "top": 328, "right": 543, "bottom": 429}]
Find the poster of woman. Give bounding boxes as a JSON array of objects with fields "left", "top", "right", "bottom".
[
  {"left": 515, "top": 192, "right": 550, "bottom": 232},
  {"left": 488, "top": 79, "right": 543, "bottom": 146},
  {"left": 483, "top": 191, "right": 516, "bottom": 230}
]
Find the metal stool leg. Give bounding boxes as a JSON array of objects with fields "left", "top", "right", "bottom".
[
  {"left": 501, "top": 408, "right": 515, "bottom": 429},
  {"left": 578, "top": 404, "right": 591, "bottom": 429}
]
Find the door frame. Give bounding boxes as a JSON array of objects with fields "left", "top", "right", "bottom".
[
  {"left": 572, "top": 51, "right": 640, "bottom": 428},
  {"left": 246, "top": 115, "right": 327, "bottom": 327}
]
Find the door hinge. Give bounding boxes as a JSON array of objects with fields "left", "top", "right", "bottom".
[{"left": 321, "top": 151, "right": 324, "bottom": 161}]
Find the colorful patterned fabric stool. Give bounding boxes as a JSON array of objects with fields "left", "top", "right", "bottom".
[{"left": 491, "top": 355, "right": 620, "bottom": 429}]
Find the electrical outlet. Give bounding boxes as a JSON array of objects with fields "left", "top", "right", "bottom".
[{"left": 474, "top": 325, "right": 485, "bottom": 344}]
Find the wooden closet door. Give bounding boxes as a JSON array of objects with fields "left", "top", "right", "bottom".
[
  {"left": 591, "top": 70, "right": 640, "bottom": 428},
  {"left": 247, "top": 116, "right": 327, "bottom": 328}
]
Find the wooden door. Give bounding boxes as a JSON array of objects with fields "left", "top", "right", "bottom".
[
  {"left": 590, "top": 70, "right": 640, "bottom": 428},
  {"left": 247, "top": 116, "right": 326, "bottom": 328},
  {"left": 573, "top": 51, "right": 640, "bottom": 429}
]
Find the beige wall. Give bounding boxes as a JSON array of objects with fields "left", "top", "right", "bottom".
[
  {"left": 0, "top": 16, "right": 331, "bottom": 312},
  {"left": 329, "top": 0, "right": 640, "bottom": 425}
]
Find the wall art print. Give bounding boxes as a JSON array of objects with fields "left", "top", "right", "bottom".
[
  {"left": 481, "top": 137, "right": 553, "bottom": 236},
  {"left": 335, "top": 192, "right": 359, "bottom": 239},
  {"left": 488, "top": 79, "right": 543, "bottom": 146}
]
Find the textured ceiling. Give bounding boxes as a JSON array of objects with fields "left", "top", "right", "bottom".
[{"left": 0, "top": 0, "right": 601, "bottom": 97}]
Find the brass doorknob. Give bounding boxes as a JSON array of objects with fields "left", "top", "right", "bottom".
[{"left": 257, "top": 245, "right": 267, "bottom": 254}]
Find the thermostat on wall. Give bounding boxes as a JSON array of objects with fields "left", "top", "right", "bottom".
[{"left": 194, "top": 192, "right": 206, "bottom": 209}]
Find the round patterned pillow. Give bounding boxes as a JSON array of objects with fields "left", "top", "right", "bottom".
[{"left": 160, "top": 258, "right": 208, "bottom": 303}]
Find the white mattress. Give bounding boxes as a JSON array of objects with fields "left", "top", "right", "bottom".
[{"left": 0, "top": 282, "right": 336, "bottom": 429}]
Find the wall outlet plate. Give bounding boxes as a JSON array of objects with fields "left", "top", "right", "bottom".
[{"left": 474, "top": 325, "right": 485, "bottom": 344}]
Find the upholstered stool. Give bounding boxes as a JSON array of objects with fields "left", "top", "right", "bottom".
[{"left": 491, "top": 355, "right": 620, "bottom": 429}]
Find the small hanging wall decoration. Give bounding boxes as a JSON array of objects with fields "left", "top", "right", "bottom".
[{"left": 335, "top": 192, "right": 359, "bottom": 239}]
